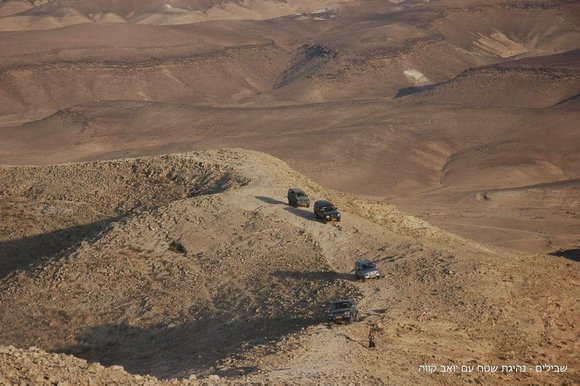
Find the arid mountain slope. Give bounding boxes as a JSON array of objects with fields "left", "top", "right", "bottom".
[
  {"left": 0, "top": 0, "right": 578, "bottom": 384},
  {"left": 405, "top": 50, "right": 580, "bottom": 108},
  {"left": 0, "top": 345, "right": 180, "bottom": 386},
  {"left": 1, "top": 0, "right": 578, "bottom": 115},
  {"left": 0, "top": 150, "right": 578, "bottom": 385},
  {"left": 1, "top": 95, "right": 578, "bottom": 253},
  {"left": 0, "top": 0, "right": 345, "bottom": 30}
]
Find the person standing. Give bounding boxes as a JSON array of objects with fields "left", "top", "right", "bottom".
[{"left": 368, "top": 329, "right": 376, "bottom": 349}]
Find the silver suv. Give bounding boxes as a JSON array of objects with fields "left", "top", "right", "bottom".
[
  {"left": 354, "top": 259, "right": 383, "bottom": 281},
  {"left": 287, "top": 188, "right": 310, "bottom": 207}
]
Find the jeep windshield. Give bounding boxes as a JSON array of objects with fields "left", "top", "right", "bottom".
[
  {"left": 362, "top": 263, "right": 376, "bottom": 270},
  {"left": 321, "top": 205, "right": 337, "bottom": 212},
  {"left": 331, "top": 301, "right": 352, "bottom": 310}
]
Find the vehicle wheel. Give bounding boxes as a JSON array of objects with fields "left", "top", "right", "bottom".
[{"left": 362, "top": 277, "right": 367, "bottom": 282}]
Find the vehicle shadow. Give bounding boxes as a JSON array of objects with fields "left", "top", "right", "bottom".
[
  {"left": 0, "top": 216, "right": 122, "bottom": 279},
  {"left": 283, "top": 206, "right": 320, "bottom": 222},
  {"left": 273, "top": 270, "right": 356, "bottom": 282},
  {"left": 395, "top": 83, "right": 438, "bottom": 97},
  {"left": 254, "top": 196, "right": 320, "bottom": 222},
  {"left": 550, "top": 249, "right": 579, "bottom": 262},
  {"left": 58, "top": 316, "right": 316, "bottom": 379},
  {"left": 255, "top": 196, "right": 286, "bottom": 205}
]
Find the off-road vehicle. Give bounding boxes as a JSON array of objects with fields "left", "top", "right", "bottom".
[
  {"left": 287, "top": 188, "right": 310, "bottom": 207},
  {"left": 354, "top": 259, "right": 384, "bottom": 281},
  {"left": 314, "top": 200, "right": 340, "bottom": 222},
  {"left": 328, "top": 299, "right": 358, "bottom": 325}
]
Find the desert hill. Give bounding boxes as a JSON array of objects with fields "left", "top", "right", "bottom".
[
  {"left": 0, "top": 0, "right": 345, "bottom": 30},
  {"left": 1, "top": 93, "right": 578, "bottom": 253},
  {"left": 0, "top": 1, "right": 579, "bottom": 383},
  {"left": 404, "top": 50, "right": 580, "bottom": 108},
  {"left": 0, "top": 149, "right": 578, "bottom": 385},
  {"left": 1, "top": 0, "right": 579, "bottom": 114},
  {"left": 0, "top": 345, "right": 182, "bottom": 385}
]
